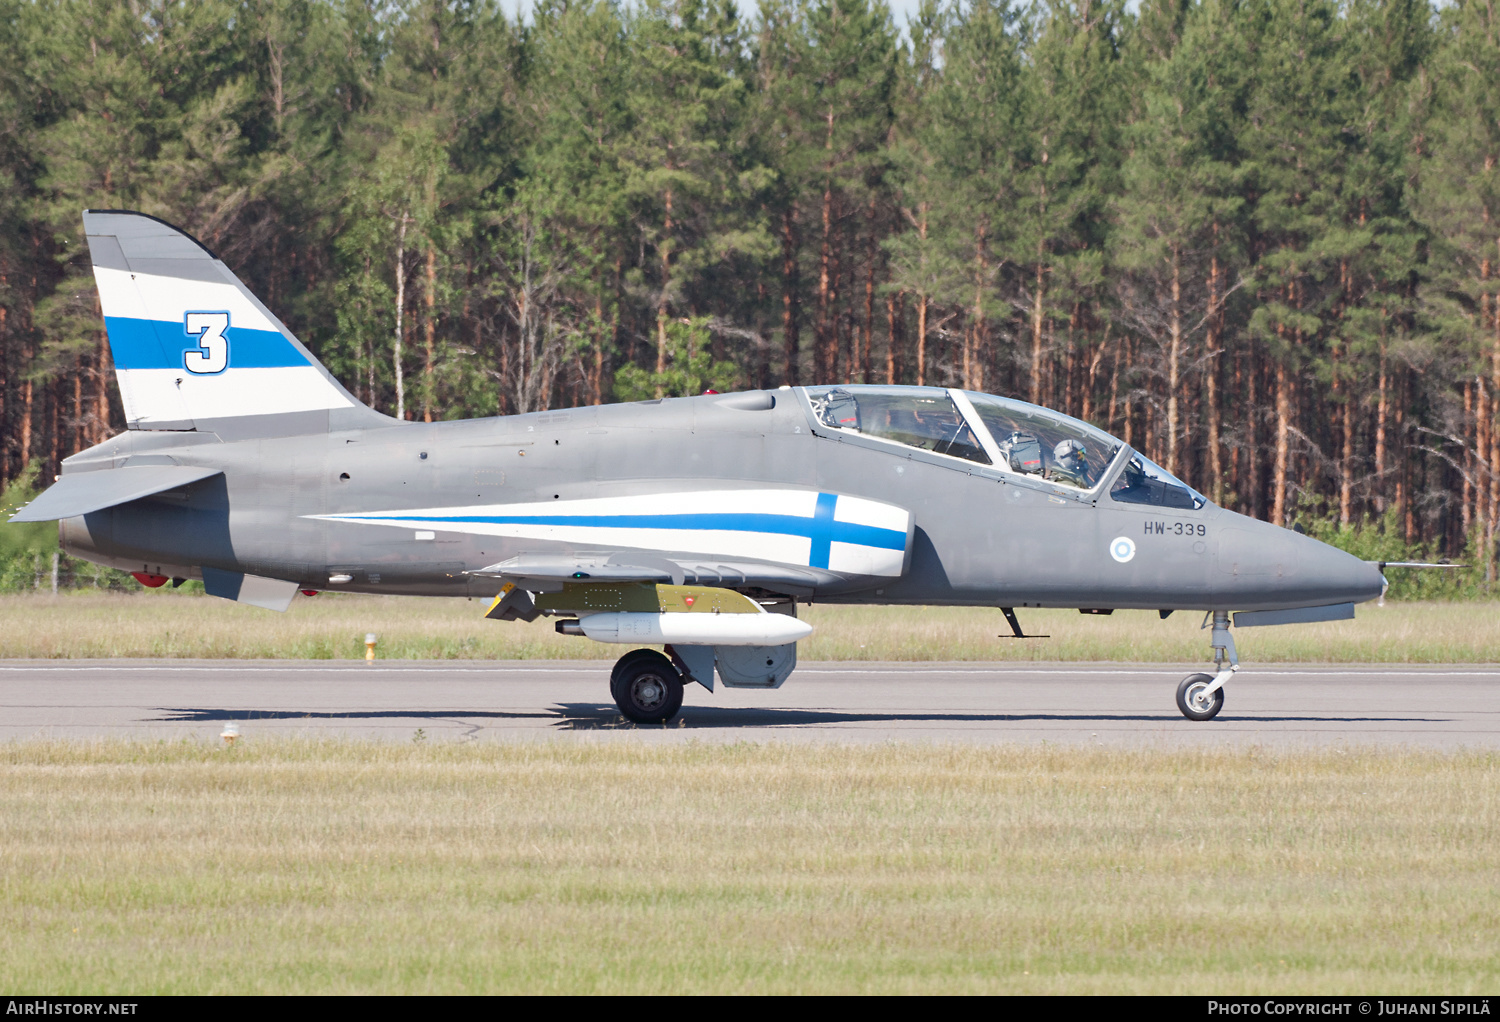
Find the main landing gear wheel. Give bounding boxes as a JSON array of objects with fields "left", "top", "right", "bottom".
[
  {"left": 610, "top": 649, "right": 684, "bottom": 724},
  {"left": 610, "top": 647, "right": 667, "bottom": 689},
  {"left": 1176, "top": 673, "right": 1225, "bottom": 721}
]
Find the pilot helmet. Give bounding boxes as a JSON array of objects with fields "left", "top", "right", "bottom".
[{"left": 1054, "top": 438, "right": 1087, "bottom": 470}]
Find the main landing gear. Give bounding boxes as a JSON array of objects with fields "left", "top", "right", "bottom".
[
  {"left": 610, "top": 648, "right": 684, "bottom": 724},
  {"left": 1176, "top": 610, "right": 1237, "bottom": 722}
]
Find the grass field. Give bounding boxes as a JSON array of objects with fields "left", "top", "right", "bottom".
[
  {"left": 2, "top": 592, "right": 1500, "bottom": 662},
  {"left": 0, "top": 739, "right": 1495, "bottom": 994}
]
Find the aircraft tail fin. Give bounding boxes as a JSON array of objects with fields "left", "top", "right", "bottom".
[{"left": 82, "top": 209, "right": 387, "bottom": 439}]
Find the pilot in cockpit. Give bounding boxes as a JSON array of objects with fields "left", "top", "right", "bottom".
[
  {"left": 997, "top": 431, "right": 1091, "bottom": 487},
  {"left": 1049, "top": 438, "right": 1089, "bottom": 487}
]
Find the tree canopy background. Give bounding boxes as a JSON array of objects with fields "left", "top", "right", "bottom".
[{"left": 3, "top": 0, "right": 1500, "bottom": 576}]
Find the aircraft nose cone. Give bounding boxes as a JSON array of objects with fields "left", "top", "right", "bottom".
[
  {"left": 1215, "top": 514, "right": 1385, "bottom": 608},
  {"left": 1290, "top": 530, "right": 1386, "bottom": 606}
]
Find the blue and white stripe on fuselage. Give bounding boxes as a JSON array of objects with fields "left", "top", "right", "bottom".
[{"left": 313, "top": 489, "right": 912, "bottom": 577}]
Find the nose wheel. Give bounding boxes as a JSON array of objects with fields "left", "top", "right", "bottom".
[
  {"left": 1175, "top": 610, "right": 1236, "bottom": 721},
  {"left": 610, "top": 649, "right": 685, "bottom": 724},
  {"left": 1176, "top": 673, "right": 1224, "bottom": 721}
]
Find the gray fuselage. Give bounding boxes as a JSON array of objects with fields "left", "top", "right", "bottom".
[{"left": 58, "top": 387, "right": 1384, "bottom": 613}]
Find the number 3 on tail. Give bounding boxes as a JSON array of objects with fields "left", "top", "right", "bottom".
[{"left": 184, "top": 312, "right": 229, "bottom": 374}]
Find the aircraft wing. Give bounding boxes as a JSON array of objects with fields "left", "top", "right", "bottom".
[
  {"left": 9, "top": 465, "right": 223, "bottom": 522},
  {"left": 470, "top": 552, "right": 843, "bottom": 593}
]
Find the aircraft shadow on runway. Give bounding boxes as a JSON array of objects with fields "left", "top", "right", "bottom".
[
  {"left": 155, "top": 707, "right": 557, "bottom": 722},
  {"left": 545, "top": 704, "right": 1444, "bottom": 728},
  {"left": 154, "top": 705, "right": 1445, "bottom": 729}
]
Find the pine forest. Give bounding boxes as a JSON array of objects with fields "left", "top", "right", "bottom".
[{"left": 3, "top": 0, "right": 1500, "bottom": 579}]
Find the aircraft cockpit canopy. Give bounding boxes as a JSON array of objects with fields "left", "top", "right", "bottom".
[
  {"left": 811, "top": 387, "right": 990, "bottom": 465},
  {"left": 1109, "top": 452, "right": 1206, "bottom": 510},
  {"left": 961, "top": 391, "right": 1122, "bottom": 491},
  {"left": 808, "top": 385, "right": 1134, "bottom": 494}
]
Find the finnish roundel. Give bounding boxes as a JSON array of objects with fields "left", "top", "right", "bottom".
[{"left": 1109, "top": 536, "right": 1136, "bottom": 563}]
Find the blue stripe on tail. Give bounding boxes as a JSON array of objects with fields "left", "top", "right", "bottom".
[{"left": 105, "top": 316, "right": 309, "bottom": 370}]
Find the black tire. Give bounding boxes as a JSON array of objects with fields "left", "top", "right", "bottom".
[
  {"left": 610, "top": 648, "right": 668, "bottom": 689},
  {"left": 611, "top": 652, "right": 684, "bottom": 724},
  {"left": 1176, "top": 672, "right": 1225, "bottom": 721}
]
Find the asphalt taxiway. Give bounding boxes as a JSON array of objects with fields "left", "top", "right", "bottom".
[{"left": 1, "top": 660, "right": 1496, "bottom": 746}]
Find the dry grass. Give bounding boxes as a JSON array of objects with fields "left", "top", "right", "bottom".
[
  {"left": 0, "top": 739, "right": 1496, "bottom": 994},
  {"left": 2, "top": 592, "right": 1500, "bottom": 662}
]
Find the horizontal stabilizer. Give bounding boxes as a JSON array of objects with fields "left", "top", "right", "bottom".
[
  {"left": 1233, "top": 602, "right": 1354, "bottom": 628},
  {"left": 8, "top": 465, "right": 222, "bottom": 522}
]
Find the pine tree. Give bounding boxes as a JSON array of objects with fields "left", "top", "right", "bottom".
[
  {"left": 1005, "top": 0, "right": 1128, "bottom": 411},
  {"left": 1413, "top": 0, "right": 1500, "bottom": 564},
  {"left": 1113, "top": 0, "right": 1252, "bottom": 489}
]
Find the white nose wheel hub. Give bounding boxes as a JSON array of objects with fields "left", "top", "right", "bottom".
[
  {"left": 1177, "top": 671, "right": 1227, "bottom": 721},
  {"left": 1176, "top": 610, "right": 1238, "bottom": 721}
]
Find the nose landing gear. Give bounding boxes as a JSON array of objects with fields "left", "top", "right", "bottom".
[{"left": 1176, "top": 610, "right": 1237, "bottom": 721}]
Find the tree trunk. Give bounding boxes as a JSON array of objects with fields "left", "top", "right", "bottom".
[
  {"left": 1375, "top": 340, "right": 1388, "bottom": 514},
  {"left": 886, "top": 292, "right": 903, "bottom": 385},
  {"left": 970, "top": 224, "right": 988, "bottom": 392},
  {"left": 656, "top": 186, "right": 673, "bottom": 396},
  {"left": 1340, "top": 364, "right": 1355, "bottom": 527},
  {"left": 828, "top": 194, "right": 845, "bottom": 381},
  {"left": 816, "top": 180, "right": 834, "bottom": 383},
  {"left": 393, "top": 213, "right": 409, "bottom": 420},
  {"left": 1030, "top": 258, "right": 1045, "bottom": 404},
  {"left": 1106, "top": 331, "right": 1121, "bottom": 434},
  {"left": 1205, "top": 244, "right": 1224, "bottom": 505},
  {"left": 1463, "top": 379, "right": 1475, "bottom": 537},
  {"left": 781, "top": 206, "right": 800, "bottom": 386},
  {"left": 1065, "top": 303, "right": 1079, "bottom": 418},
  {"left": 422, "top": 244, "right": 436, "bottom": 423},
  {"left": 1247, "top": 350, "right": 1261, "bottom": 520},
  {"left": 20, "top": 364, "right": 32, "bottom": 467},
  {"left": 1490, "top": 241, "right": 1500, "bottom": 578},
  {"left": 1167, "top": 245, "right": 1182, "bottom": 476},
  {"left": 1083, "top": 325, "right": 1106, "bottom": 425},
  {"left": 72, "top": 359, "right": 82, "bottom": 455},
  {"left": 96, "top": 307, "right": 111, "bottom": 443},
  {"left": 916, "top": 295, "right": 928, "bottom": 387},
  {"left": 47, "top": 378, "right": 59, "bottom": 476},
  {"left": 1273, "top": 361, "right": 1291, "bottom": 527},
  {"left": 915, "top": 203, "right": 929, "bottom": 386},
  {"left": 1395, "top": 371, "right": 1409, "bottom": 540},
  {"left": 863, "top": 209, "right": 876, "bottom": 384},
  {"left": 1477, "top": 375, "right": 1490, "bottom": 546},
  {"left": 592, "top": 295, "right": 605, "bottom": 405}
]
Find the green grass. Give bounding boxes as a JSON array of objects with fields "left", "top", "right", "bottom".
[
  {"left": 3, "top": 592, "right": 1500, "bottom": 662},
  {"left": 1, "top": 740, "right": 1496, "bottom": 994}
]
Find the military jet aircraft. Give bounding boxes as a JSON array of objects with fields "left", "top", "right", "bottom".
[{"left": 11, "top": 210, "right": 1392, "bottom": 723}]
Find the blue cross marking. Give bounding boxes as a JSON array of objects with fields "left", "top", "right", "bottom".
[{"left": 808, "top": 492, "right": 839, "bottom": 569}]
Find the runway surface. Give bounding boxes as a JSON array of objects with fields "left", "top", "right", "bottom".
[{"left": 2, "top": 659, "right": 1498, "bottom": 746}]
